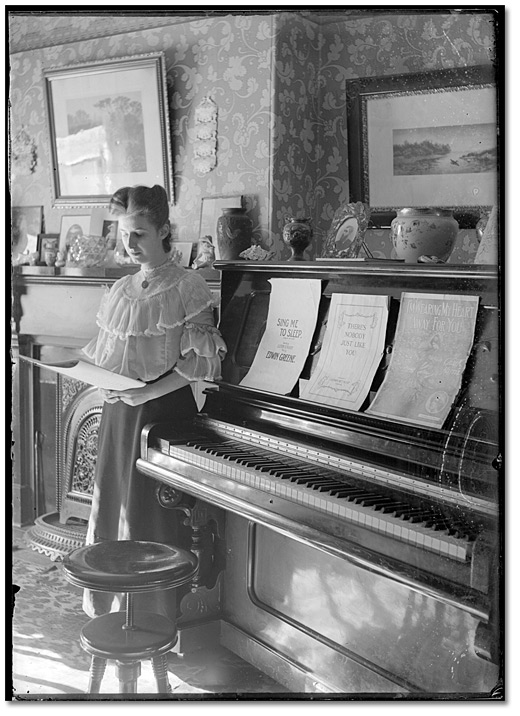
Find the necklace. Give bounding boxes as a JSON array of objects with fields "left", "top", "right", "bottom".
[{"left": 140, "top": 260, "right": 171, "bottom": 289}]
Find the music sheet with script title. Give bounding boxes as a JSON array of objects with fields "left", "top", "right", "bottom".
[
  {"left": 239, "top": 278, "right": 321, "bottom": 394},
  {"left": 300, "top": 293, "right": 389, "bottom": 411},
  {"left": 366, "top": 292, "right": 479, "bottom": 428}
]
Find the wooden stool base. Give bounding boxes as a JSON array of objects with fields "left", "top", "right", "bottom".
[{"left": 80, "top": 610, "right": 177, "bottom": 693}]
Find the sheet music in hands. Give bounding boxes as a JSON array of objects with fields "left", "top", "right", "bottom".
[
  {"left": 20, "top": 356, "right": 146, "bottom": 391},
  {"left": 299, "top": 293, "right": 389, "bottom": 411},
  {"left": 239, "top": 278, "right": 321, "bottom": 394},
  {"left": 366, "top": 292, "right": 479, "bottom": 428}
]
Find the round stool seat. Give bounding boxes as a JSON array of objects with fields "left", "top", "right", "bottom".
[
  {"left": 61, "top": 540, "right": 198, "bottom": 593},
  {"left": 81, "top": 610, "right": 178, "bottom": 660}
]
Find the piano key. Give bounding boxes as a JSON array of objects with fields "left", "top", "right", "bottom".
[{"left": 166, "top": 439, "right": 472, "bottom": 562}]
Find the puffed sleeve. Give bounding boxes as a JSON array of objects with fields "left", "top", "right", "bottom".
[{"left": 174, "top": 273, "right": 227, "bottom": 382}]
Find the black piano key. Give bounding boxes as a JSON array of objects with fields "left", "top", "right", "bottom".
[{"left": 311, "top": 481, "right": 346, "bottom": 492}]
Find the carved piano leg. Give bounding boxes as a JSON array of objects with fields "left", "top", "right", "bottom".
[{"left": 155, "top": 484, "right": 225, "bottom": 637}]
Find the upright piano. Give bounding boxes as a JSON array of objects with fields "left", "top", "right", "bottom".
[{"left": 137, "top": 260, "right": 502, "bottom": 696}]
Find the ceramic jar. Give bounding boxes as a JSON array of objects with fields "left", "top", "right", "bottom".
[
  {"left": 391, "top": 208, "right": 459, "bottom": 263},
  {"left": 216, "top": 208, "right": 253, "bottom": 260},
  {"left": 283, "top": 216, "right": 312, "bottom": 261}
]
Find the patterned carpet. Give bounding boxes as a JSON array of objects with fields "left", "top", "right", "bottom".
[{"left": 11, "top": 531, "right": 288, "bottom": 701}]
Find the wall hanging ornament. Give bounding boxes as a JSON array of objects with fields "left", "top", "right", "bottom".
[{"left": 193, "top": 97, "right": 218, "bottom": 176}]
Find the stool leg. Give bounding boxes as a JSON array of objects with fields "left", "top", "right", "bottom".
[
  {"left": 152, "top": 654, "right": 172, "bottom": 694},
  {"left": 87, "top": 655, "right": 107, "bottom": 693},
  {"left": 115, "top": 660, "right": 141, "bottom": 694}
]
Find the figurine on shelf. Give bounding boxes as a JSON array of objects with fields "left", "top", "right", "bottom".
[
  {"left": 192, "top": 235, "right": 216, "bottom": 269},
  {"left": 55, "top": 250, "right": 66, "bottom": 268}
]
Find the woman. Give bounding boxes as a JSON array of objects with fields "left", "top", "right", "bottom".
[{"left": 81, "top": 184, "right": 226, "bottom": 618}]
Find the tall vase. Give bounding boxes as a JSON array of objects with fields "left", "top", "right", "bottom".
[
  {"left": 391, "top": 208, "right": 459, "bottom": 263},
  {"left": 216, "top": 208, "right": 253, "bottom": 260},
  {"left": 283, "top": 216, "right": 312, "bottom": 261}
]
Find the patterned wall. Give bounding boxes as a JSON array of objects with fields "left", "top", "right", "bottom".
[
  {"left": 9, "top": 10, "right": 496, "bottom": 262},
  {"left": 272, "top": 10, "right": 497, "bottom": 261}
]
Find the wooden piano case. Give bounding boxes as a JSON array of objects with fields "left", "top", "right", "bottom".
[{"left": 138, "top": 261, "right": 502, "bottom": 697}]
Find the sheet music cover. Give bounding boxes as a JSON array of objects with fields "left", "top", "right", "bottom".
[
  {"left": 366, "top": 292, "right": 479, "bottom": 428},
  {"left": 299, "top": 293, "right": 389, "bottom": 411},
  {"left": 239, "top": 278, "right": 321, "bottom": 394},
  {"left": 20, "top": 356, "right": 146, "bottom": 391}
]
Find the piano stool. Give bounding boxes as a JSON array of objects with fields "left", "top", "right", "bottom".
[{"left": 59, "top": 540, "right": 198, "bottom": 694}]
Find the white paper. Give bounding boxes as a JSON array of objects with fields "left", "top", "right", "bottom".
[
  {"left": 21, "top": 356, "right": 146, "bottom": 391},
  {"left": 239, "top": 278, "right": 321, "bottom": 394},
  {"left": 300, "top": 293, "right": 389, "bottom": 411}
]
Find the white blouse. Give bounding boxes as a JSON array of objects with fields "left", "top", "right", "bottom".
[{"left": 82, "top": 263, "right": 227, "bottom": 383}]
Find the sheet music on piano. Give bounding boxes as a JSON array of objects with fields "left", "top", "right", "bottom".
[
  {"left": 299, "top": 293, "right": 389, "bottom": 411},
  {"left": 239, "top": 277, "right": 321, "bottom": 394},
  {"left": 366, "top": 292, "right": 479, "bottom": 428}
]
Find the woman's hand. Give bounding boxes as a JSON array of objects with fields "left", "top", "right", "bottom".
[{"left": 99, "top": 386, "right": 153, "bottom": 406}]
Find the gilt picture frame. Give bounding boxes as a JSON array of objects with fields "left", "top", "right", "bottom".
[
  {"left": 44, "top": 52, "right": 173, "bottom": 207},
  {"left": 346, "top": 65, "right": 498, "bottom": 228}
]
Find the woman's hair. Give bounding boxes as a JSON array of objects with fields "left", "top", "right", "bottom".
[{"left": 109, "top": 185, "right": 172, "bottom": 252}]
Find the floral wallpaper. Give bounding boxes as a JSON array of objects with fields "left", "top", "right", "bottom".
[
  {"left": 272, "top": 10, "right": 497, "bottom": 261},
  {"left": 9, "top": 10, "right": 497, "bottom": 263}
]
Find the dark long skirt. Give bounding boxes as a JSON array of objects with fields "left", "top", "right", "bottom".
[{"left": 82, "top": 384, "right": 197, "bottom": 619}]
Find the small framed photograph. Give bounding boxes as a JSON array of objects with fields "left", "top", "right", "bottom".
[
  {"left": 89, "top": 207, "right": 119, "bottom": 250},
  {"left": 199, "top": 195, "right": 243, "bottom": 259},
  {"left": 170, "top": 242, "right": 193, "bottom": 267},
  {"left": 59, "top": 215, "right": 90, "bottom": 256},
  {"left": 321, "top": 202, "right": 371, "bottom": 258},
  {"left": 11, "top": 206, "right": 43, "bottom": 264},
  {"left": 37, "top": 234, "right": 60, "bottom": 266}
]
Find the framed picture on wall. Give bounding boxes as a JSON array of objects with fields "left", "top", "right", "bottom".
[
  {"left": 44, "top": 52, "right": 173, "bottom": 207},
  {"left": 199, "top": 195, "right": 243, "bottom": 259},
  {"left": 346, "top": 65, "right": 497, "bottom": 228}
]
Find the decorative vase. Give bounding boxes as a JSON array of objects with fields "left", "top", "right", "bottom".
[
  {"left": 391, "top": 208, "right": 459, "bottom": 263},
  {"left": 283, "top": 216, "right": 312, "bottom": 261},
  {"left": 216, "top": 208, "right": 253, "bottom": 260},
  {"left": 44, "top": 248, "right": 58, "bottom": 267}
]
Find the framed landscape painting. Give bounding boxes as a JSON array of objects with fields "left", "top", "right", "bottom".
[
  {"left": 346, "top": 65, "right": 498, "bottom": 227},
  {"left": 44, "top": 52, "right": 172, "bottom": 207}
]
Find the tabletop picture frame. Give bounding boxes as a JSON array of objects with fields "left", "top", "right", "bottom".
[
  {"left": 346, "top": 65, "right": 498, "bottom": 228},
  {"left": 11, "top": 206, "right": 43, "bottom": 264},
  {"left": 44, "top": 52, "right": 173, "bottom": 207}
]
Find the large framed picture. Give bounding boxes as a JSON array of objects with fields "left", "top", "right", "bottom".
[
  {"left": 44, "top": 52, "right": 172, "bottom": 207},
  {"left": 346, "top": 65, "right": 498, "bottom": 228}
]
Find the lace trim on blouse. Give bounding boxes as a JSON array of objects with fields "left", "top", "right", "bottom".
[{"left": 95, "top": 268, "right": 218, "bottom": 339}]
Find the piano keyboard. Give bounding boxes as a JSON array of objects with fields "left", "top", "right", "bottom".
[{"left": 165, "top": 435, "right": 476, "bottom": 562}]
